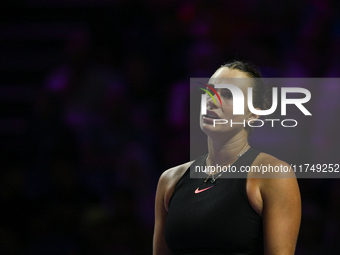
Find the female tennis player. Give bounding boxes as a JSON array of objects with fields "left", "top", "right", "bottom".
[{"left": 153, "top": 61, "right": 301, "bottom": 255}]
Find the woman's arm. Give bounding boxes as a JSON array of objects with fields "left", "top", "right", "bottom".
[
  {"left": 153, "top": 170, "right": 173, "bottom": 255},
  {"left": 260, "top": 161, "right": 301, "bottom": 255}
]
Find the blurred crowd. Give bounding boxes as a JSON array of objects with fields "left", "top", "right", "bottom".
[{"left": 2, "top": 0, "right": 340, "bottom": 254}]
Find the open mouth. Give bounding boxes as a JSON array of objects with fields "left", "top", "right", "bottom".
[
  {"left": 204, "top": 111, "right": 221, "bottom": 119},
  {"left": 204, "top": 114, "right": 220, "bottom": 119}
]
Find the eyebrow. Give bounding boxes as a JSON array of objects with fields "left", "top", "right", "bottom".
[{"left": 207, "top": 84, "right": 231, "bottom": 92}]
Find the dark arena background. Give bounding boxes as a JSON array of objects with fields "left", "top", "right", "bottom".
[{"left": 1, "top": 1, "right": 340, "bottom": 254}]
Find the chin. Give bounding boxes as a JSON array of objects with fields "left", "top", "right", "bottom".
[
  {"left": 200, "top": 119, "right": 245, "bottom": 140},
  {"left": 200, "top": 121, "right": 228, "bottom": 136}
]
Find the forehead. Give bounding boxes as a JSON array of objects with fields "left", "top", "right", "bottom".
[
  {"left": 209, "top": 67, "right": 252, "bottom": 92},
  {"left": 211, "top": 67, "right": 249, "bottom": 79}
]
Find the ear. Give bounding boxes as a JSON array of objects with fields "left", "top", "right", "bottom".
[{"left": 248, "top": 108, "right": 261, "bottom": 124}]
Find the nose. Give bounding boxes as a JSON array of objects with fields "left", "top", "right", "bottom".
[{"left": 207, "top": 94, "right": 219, "bottom": 109}]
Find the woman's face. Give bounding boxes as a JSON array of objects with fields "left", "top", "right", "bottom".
[{"left": 200, "top": 67, "right": 254, "bottom": 138}]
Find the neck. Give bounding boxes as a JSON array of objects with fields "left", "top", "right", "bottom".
[{"left": 207, "top": 130, "right": 249, "bottom": 166}]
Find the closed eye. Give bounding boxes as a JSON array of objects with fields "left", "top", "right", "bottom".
[{"left": 221, "top": 89, "right": 232, "bottom": 99}]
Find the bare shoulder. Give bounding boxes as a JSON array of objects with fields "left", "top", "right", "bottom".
[
  {"left": 253, "top": 152, "right": 287, "bottom": 167},
  {"left": 250, "top": 153, "right": 301, "bottom": 255},
  {"left": 162, "top": 161, "right": 192, "bottom": 183},
  {"left": 250, "top": 152, "right": 296, "bottom": 178},
  {"left": 250, "top": 151, "right": 300, "bottom": 204},
  {"left": 154, "top": 161, "right": 192, "bottom": 255},
  {"left": 158, "top": 161, "right": 192, "bottom": 212},
  {"left": 246, "top": 151, "right": 300, "bottom": 218}
]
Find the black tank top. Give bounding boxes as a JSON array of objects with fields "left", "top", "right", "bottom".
[{"left": 164, "top": 148, "right": 263, "bottom": 255}]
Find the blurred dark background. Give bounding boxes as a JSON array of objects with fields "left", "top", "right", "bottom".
[{"left": 1, "top": 0, "right": 340, "bottom": 254}]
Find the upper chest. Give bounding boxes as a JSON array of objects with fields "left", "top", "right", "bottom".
[{"left": 164, "top": 158, "right": 264, "bottom": 217}]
